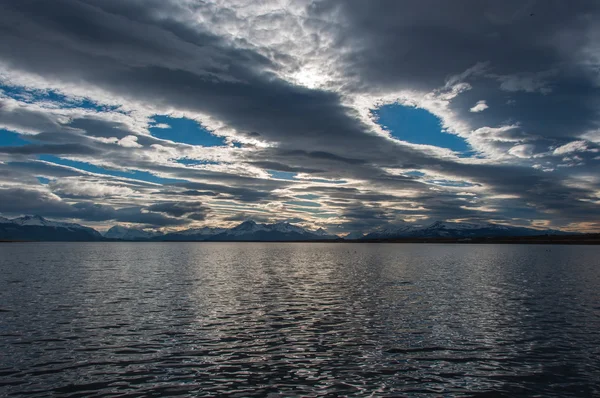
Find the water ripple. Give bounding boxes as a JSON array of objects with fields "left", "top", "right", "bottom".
[{"left": 1, "top": 243, "right": 599, "bottom": 396}]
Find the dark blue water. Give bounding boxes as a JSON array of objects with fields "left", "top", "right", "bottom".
[{"left": 1, "top": 243, "right": 599, "bottom": 397}]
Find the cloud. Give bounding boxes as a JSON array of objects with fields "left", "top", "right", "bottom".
[
  {"left": 147, "top": 201, "right": 209, "bottom": 217},
  {"left": 494, "top": 71, "right": 555, "bottom": 94},
  {"left": 553, "top": 140, "right": 589, "bottom": 155},
  {"left": 48, "top": 178, "right": 136, "bottom": 198},
  {"left": 469, "top": 100, "right": 488, "bottom": 113},
  {"left": 0, "top": 0, "right": 598, "bottom": 232},
  {"left": 509, "top": 144, "right": 536, "bottom": 158},
  {"left": 0, "top": 187, "right": 187, "bottom": 226},
  {"left": 0, "top": 143, "right": 100, "bottom": 155},
  {"left": 118, "top": 135, "right": 142, "bottom": 148}
]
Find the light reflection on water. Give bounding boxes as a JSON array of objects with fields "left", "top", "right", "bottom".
[{"left": 1, "top": 243, "right": 599, "bottom": 396}]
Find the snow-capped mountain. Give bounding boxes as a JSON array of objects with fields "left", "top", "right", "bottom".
[
  {"left": 313, "top": 227, "right": 333, "bottom": 237},
  {"left": 223, "top": 221, "right": 338, "bottom": 241},
  {"left": 177, "top": 227, "right": 227, "bottom": 236},
  {"left": 0, "top": 215, "right": 102, "bottom": 241},
  {"left": 103, "top": 226, "right": 163, "bottom": 241},
  {"left": 272, "top": 221, "right": 310, "bottom": 235},
  {"left": 159, "top": 226, "right": 227, "bottom": 241},
  {"left": 226, "top": 220, "right": 269, "bottom": 236},
  {"left": 0, "top": 215, "right": 570, "bottom": 242},
  {"left": 344, "top": 231, "right": 366, "bottom": 240},
  {"left": 363, "top": 220, "right": 565, "bottom": 240},
  {"left": 13, "top": 215, "right": 90, "bottom": 230},
  {"left": 158, "top": 220, "right": 339, "bottom": 241},
  {"left": 362, "top": 223, "right": 419, "bottom": 240}
]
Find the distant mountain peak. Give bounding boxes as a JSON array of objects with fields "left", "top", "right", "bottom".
[
  {"left": 344, "top": 231, "right": 365, "bottom": 240},
  {"left": 0, "top": 215, "right": 102, "bottom": 241},
  {"left": 104, "top": 225, "right": 162, "bottom": 240},
  {"left": 427, "top": 220, "right": 445, "bottom": 228},
  {"left": 15, "top": 214, "right": 46, "bottom": 222},
  {"left": 364, "top": 220, "right": 562, "bottom": 240},
  {"left": 158, "top": 219, "right": 339, "bottom": 241},
  {"left": 14, "top": 214, "right": 59, "bottom": 227}
]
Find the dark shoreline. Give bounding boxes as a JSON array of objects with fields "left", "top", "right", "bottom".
[{"left": 1, "top": 234, "right": 599, "bottom": 244}]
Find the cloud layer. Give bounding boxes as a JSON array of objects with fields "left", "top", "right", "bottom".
[{"left": 0, "top": 0, "right": 599, "bottom": 232}]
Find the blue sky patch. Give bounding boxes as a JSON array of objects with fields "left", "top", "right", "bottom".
[
  {"left": 285, "top": 200, "right": 321, "bottom": 207},
  {"left": 427, "top": 179, "right": 475, "bottom": 187},
  {"left": 295, "top": 194, "right": 320, "bottom": 200},
  {"left": 1, "top": 84, "right": 120, "bottom": 112},
  {"left": 405, "top": 171, "right": 425, "bottom": 178},
  {"left": 0, "top": 130, "right": 31, "bottom": 146},
  {"left": 373, "top": 104, "right": 470, "bottom": 153},
  {"left": 150, "top": 115, "right": 225, "bottom": 147},
  {"left": 40, "top": 155, "right": 185, "bottom": 184},
  {"left": 305, "top": 178, "right": 347, "bottom": 184},
  {"left": 268, "top": 170, "right": 297, "bottom": 180},
  {"left": 175, "top": 158, "right": 220, "bottom": 166}
]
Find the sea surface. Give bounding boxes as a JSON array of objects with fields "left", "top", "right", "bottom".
[{"left": 1, "top": 243, "right": 599, "bottom": 397}]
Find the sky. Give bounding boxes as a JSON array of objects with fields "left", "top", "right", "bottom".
[{"left": 0, "top": 0, "right": 599, "bottom": 233}]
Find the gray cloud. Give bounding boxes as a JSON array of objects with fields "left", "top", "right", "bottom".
[
  {"left": 0, "top": 143, "right": 100, "bottom": 155},
  {"left": 0, "top": 187, "right": 187, "bottom": 226},
  {"left": 0, "top": 0, "right": 599, "bottom": 232},
  {"left": 147, "top": 201, "right": 209, "bottom": 217}
]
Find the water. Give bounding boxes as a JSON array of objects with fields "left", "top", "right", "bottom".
[{"left": 1, "top": 243, "right": 599, "bottom": 397}]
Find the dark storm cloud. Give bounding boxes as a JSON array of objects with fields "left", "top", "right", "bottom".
[
  {"left": 0, "top": 98, "right": 62, "bottom": 133},
  {"left": 67, "top": 118, "right": 138, "bottom": 140},
  {"left": 158, "top": 190, "right": 218, "bottom": 197},
  {"left": 331, "top": 202, "right": 400, "bottom": 232},
  {"left": 186, "top": 212, "right": 208, "bottom": 221},
  {"left": 0, "top": 187, "right": 187, "bottom": 226},
  {"left": 0, "top": 161, "right": 88, "bottom": 180},
  {"left": 223, "top": 212, "right": 273, "bottom": 223},
  {"left": 310, "top": 0, "right": 600, "bottom": 92},
  {"left": 71, "top": 202, "right": 188, "bottom": 226},
  {"left": 176, "top": 181, "right": 276, "bottom": 203},
  {"left": 0, "top": 143, "right": 100, "bottom": 155},
  {"left": 247, "top": 161, "right": 324, "bottom": 174},
  {"left": 0, "top": 0, "right": 405, "bottom": 162},
  {"left": 310, "top": 0, "right": 600, "bottom": 141},
  {"left": 279, "top": 150, "right": 368, "bottom": 165},
  {"left": 0, "top": 187, "right": 74, "bottom": 215},
  {"left": 4, "top": 0, "right": 593, "bottom": 168},
  {"left": 147, "top": 201, "right": 209, "bottom": 217}
]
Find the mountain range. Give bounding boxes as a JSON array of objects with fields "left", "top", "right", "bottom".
[
  {"left": 104, "top": 225, "right": 164, "bottom": 241},
  {"left": 0, "top": 215, "right": 103, "bottom": 241},
  {"left": 360, "top": 221, "right": 568, "bottom": 240},
  {"left": 0, "top": 215, "right": 573, "bottom": 242},
  {"left": 157, "top": 220, "right": 338, "bottom": 241}
]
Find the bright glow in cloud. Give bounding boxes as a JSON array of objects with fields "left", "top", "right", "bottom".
[{"left": 0, "top": 0, "right": 599, "bottom": 233}]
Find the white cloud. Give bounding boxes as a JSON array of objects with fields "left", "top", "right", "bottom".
[
  {"left": 91, "top": 137, "right": 119, "bottom": 144},
  {"left": 582, "top": 130, "right": 600, "bottom": 143},
  {"left": 49, "top": 179, "right": 136, "bottom": 197},
  {"left": 508, "top": 144, "right": 536, "bottom": 158},
  {"left": 469, "top": 100, "right": 488, "bottom": 113},
  {"left": 152, "top": 123, "right": 171, "bottom": 129},
  {"left": 552, "top": 140, "right": 588, "bottom": 155},
  {"left": 118, "top": 135, "right": 143, "bottom": 148}
]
